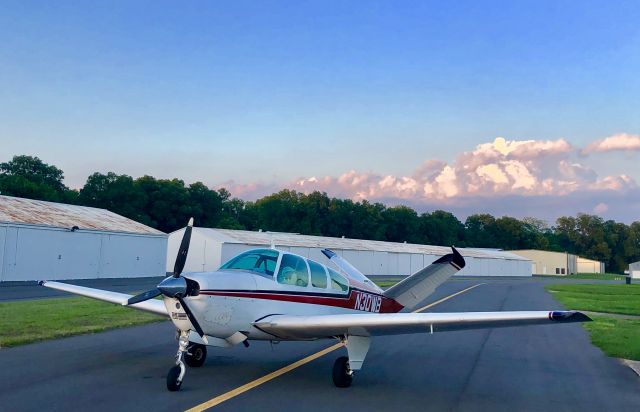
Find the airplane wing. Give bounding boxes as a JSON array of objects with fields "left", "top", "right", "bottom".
[
  {"left": 40, "top": 281, "right": 168, "bottom": 316},
  {"left": 383, "top": 247, "right": 465, "bottom": 311},
  {"left": 253, "top": 311, "right": 591, "bottom": 340}
]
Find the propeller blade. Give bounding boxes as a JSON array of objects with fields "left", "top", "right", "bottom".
[
  {"left": 173, "top": 218, "right": 194, "bottom": 277},
  {"left": 177, "top": 296, "right": 208, "bottom": 344},
  {"left": 126, "top": 288, "right": 162, "bottom": 305}
]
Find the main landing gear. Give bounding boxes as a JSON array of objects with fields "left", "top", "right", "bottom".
[
  {"left": 332, "top": 335, "right": 370, "bottom": 388},
  {"left": 185, "top": 343, "right": 207, "bottom": 368},
  {"left": 332, "top": 356, "right": 353, "bottom": 387},
  {"left": 166, "top": 331, "right": 209, "bottom": 391}
]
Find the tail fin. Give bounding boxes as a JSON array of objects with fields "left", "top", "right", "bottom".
[{"left": 384, "top": 247, "right": 465, "bottom": 311}]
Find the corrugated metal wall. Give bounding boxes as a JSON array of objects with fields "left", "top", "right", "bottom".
[{"left": 0, "top": 223, "right": 167, "bottom": 281}]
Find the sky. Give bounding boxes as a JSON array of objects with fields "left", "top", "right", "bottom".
[{"left": 1, "top": 1, "right": 639, "bottom": 223}]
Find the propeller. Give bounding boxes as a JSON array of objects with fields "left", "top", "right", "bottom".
[{"left": 126, "top": 218, "right": 207, "bottom": 343}]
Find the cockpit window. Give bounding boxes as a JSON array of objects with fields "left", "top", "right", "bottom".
[
  {"left": 327, "top": 268, "right": 349, "bottom": 292},
  {"left": 277, "top": 254, "right": 309, "bottom": 287},
  {"left": 220, "top": 249, "right": 279, "bottom": 276},
  {"left": 308, "top": 259, "right": 328, "bottom": 288}
]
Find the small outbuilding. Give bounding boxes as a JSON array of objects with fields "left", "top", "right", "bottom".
[
  {"left": 0, "top": 195, "right": 167, "bottom": 281},
  {"left": 577, "top": 256, "right": 606, "bottom": 274},
  {"left": 629, "top": 261, "right": 640, "bottom": 279},
  {"left": 167, "top": 228, "right": 532, "bottom": 277},
  {"left": 510, "top": 249, "right": 605, "bottom": 275}
]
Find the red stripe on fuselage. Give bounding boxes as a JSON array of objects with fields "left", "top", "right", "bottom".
[{"left": 199, "top": 289, "right": 404, "bottom": 313}]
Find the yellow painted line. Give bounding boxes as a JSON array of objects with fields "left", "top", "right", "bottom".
[
  {"left": 186, "top": 283, "right": 484, "bottom": 412},
  {"left": 185, "top": 343, "right": 344, "bottom": 412},
  {"left": 413, "top": 283, "right": 485, "bottom": 313}
]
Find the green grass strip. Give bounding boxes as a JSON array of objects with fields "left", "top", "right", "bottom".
[
  {"left": 584, "top": 316, "right": 640, "bottom": 361},
  {"left": 0, "top": 296, "right": 166, "bottom": 348},
  {"left": 545, "top": 284, "right": 640, "bottom": 316}
]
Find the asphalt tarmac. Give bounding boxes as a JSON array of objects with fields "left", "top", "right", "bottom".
[
  {"left": 1, "top": 279, "right": 639, "bottom": 411},
  {"left": 0, "top": 277, "right": 166, "bottom": 301}
]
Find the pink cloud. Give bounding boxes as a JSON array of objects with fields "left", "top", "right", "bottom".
[
  {"left": 593, "top": 202, "right": 608, "bottom": 214},
  {"left": 582, "top": 133, "right": 640, "bottom": 154},
  {"left": 216, "top": 135, "right": 639, "bottom": 221},
  {"left": 285, "top": 137, "right": 636, "bottom": 201}
]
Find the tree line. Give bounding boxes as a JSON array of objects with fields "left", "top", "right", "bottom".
[{"left": 1, "top": 155, "right": 638, "bottom": 273}]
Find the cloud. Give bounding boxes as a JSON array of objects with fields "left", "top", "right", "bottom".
[
  {"left": 220, "top": 136, "right": 639, "bottom": 222},
  {"left": 582, "top": 133, "right": 640, "bottom": 154},
  {"left": 289, "top": 137, "right": 618, "bottom": 200},
  {"left": 593, "top": 202, "right": 608, "bottom": 214}
]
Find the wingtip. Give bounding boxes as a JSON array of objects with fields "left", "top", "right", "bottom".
[
  {"left": 321, "top": 249, "right": 336, "bottom": 259},
  {"left": 550, "top": 311, "right": 592, "bottom": 323},
  {"left": 451, "top": 247, "right": 466, "bottom": 269},
  {"left": 38, "top": 280, "right": 46, "bottom": 286},
  {"left": 433, "top": 247, "right": 466, "bottom": 269},
  {"left": 188, "top": 217, "right": 194, "bottom": 227}
]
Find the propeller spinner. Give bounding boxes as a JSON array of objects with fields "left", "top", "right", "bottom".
[{"left": 126, "top": 218, "right": 207, "bottom": 342}]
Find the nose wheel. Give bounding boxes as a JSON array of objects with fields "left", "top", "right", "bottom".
[{"left": 167, "top": 365, "right": 184, "bottom": 391}]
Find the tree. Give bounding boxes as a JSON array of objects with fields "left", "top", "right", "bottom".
[
  {"left": 136, "top": 176, "right": 193, "bottom": 232},
  {"left": 79, "top": 172, "right": 150, "bottom": 224},
  {"left": 0, "top": 155, "right": 76, "bottom": 202},
  {"left": 382, "top": 206, "right": 421, "bottom": 243},
  {"left": 465, "top": 214, "right": 497, "bottom": 248},
  {"left": 420, "top": 210, "right": 465, "bottom": 246}
]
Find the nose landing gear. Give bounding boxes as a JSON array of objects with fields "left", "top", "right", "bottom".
[{"left": 166, "top": 330, "right": 190, "bottom": 391}]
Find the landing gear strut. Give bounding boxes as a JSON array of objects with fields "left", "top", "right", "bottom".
[
  {"left": 332, "top": 335, "right": 370, "bottom": 388},
  {"left": 167, "top": 330, "right": 190, "bottom": 391}
]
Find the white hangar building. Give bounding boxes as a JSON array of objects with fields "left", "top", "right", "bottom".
[
  {"left": 0, "top": 195, "right": 167, "bottom": 282},
  {"left": 167, "top": 228, "right": 532, "bottom": 277}
]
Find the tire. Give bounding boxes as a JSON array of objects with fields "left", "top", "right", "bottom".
[
  {"left": 185, "top": 343, "right": 207, "bottom": 368},
  {"left": 332, "top": 356, "right": 353, "bottom": 388},
  {"left": 166, "top": 365, "right": 183, "bottom": 392}
]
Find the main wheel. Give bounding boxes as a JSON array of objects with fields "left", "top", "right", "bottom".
[
  {"left": 332, "top": 356, "right": 353, "bottom": 388},
  {"left": 185, "top": 343, "right": 207, "bottom": 368},
  {"left": 166, "top": 365, "right": 183, "bottom": 391}
]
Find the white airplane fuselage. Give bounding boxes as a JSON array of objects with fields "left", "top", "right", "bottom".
[{"left": 165, "top": 269, "right": 402, "bottom": 342}]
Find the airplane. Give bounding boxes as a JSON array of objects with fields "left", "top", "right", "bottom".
[{"left": 40, "top": 219, "right": 591, "bottom": 391}]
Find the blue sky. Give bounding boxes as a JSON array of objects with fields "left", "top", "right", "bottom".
[{"left": 1, "top": 1, "right": 639, "bottom": 222}]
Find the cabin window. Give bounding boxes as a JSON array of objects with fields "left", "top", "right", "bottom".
[
  {"left": 327, "top": 268, "right": 349, "bottom": 292},
  {"left": 219, "top": 249, "right": 279, "bottom": 276},
  {"left": 308, "top": 259, "right": 328, "bottom": 288},
  {"left": 277, "top": 254, "right": 309, "bottom": 287}
]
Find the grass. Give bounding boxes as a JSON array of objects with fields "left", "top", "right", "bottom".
[
  {"left": 537, "top": 273, "right": 626, "bottom": 281},
  {"left": 372, "top": 280, "right": 400, "bottom": 288},
  {"left": 0, "top": 296, "right": 166, "bottom": 348},
  {"left": 584, "top": 316, "right": 640, "bottom": 361},
  {"left": 545, "top": 284, "right": 640, "bottom": 316},
  {"left": 546, "top": 283, "right": 640, "bottom": 361}
]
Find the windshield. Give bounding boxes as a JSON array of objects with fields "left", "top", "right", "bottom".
[{"left": 220, "top": 249, "right": 279, "bottom": 276}]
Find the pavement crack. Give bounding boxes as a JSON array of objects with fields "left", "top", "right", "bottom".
[{"left": 451, "top": 284, "right": 511, "bottom": 412}]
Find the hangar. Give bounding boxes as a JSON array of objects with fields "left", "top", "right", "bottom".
[
  {"left": 0, "top": 195, "right": 167, "bottom": 281},
  {"left": 509, "top": 249, "right": 605, "bottom": 275},
  {"left": 167, "top": 228, "right": 532, "bottom": 277}
]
